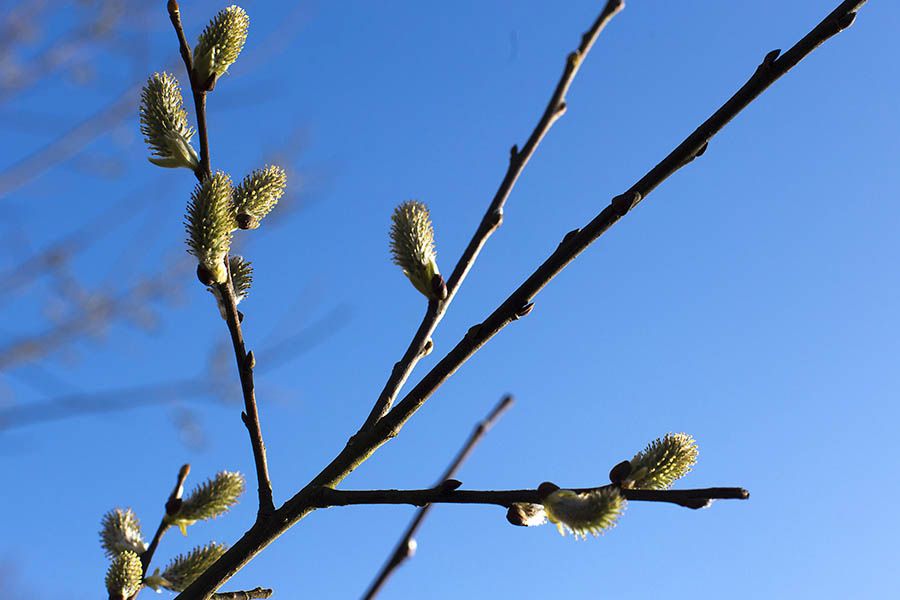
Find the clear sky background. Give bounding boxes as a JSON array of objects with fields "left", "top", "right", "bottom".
[{"left": 1, "top": 1, "right": 898, "bottom": 598}]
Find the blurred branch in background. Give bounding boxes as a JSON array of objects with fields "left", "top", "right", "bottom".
[
  {"left": 0, "top": 304, "right": 350, "bottom": 435},
  {"left": 363, "top": 394, "right": 514, "bottom": 600},
  {"left": 0, "top": 0, "right": 323, "bottom": 446}
]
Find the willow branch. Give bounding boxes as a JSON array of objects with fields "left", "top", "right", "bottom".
[
  {"left": 312, "top": 485, "right": 749, "bottom": 510},
  {"left": 167, "top": 0, "right": 274, "bottom": 518},
  {"left": 174, "top": 2, "right": 865, "bottom": 597},
  {"left": 360, "top": 0, "right": 625, "bottom": 430},
  {"left": 363, "top": 394, "right": 514, "bottom": 600}
]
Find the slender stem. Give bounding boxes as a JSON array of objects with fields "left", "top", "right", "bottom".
[
  {"left": 360, "top": 0, "right": 624, "bottom": 430},
  {"left": 312, "top": 485, "right": 749, "bottom": 510},
  {"left": 216, "top": 271, "right": 275, "bottom": 517},
  {"left": 166, "top": 0, "right": 274, "bottom": 518},
  {"left": 167, "top": 0, "right": 193, "bottom": 78},
  {"left": 128, "top": 465, "right": 192, "bottom": 600},
  {"left": 193, "top": 89, "right": 211, "bottom": 178},
  {"left": 363, "top": 394, "right": 514, "bottom": 600},
  {"left": 174, "top": 2, "right": 865, "bottom": 597}
]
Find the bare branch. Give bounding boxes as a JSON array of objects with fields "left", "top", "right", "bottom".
[{"left": 363, "top": 394, "right": 514, "bottom": 600}]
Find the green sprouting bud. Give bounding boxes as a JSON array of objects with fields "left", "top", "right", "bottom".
[
  {"left": 389, "top": 201, "right": 441, "bottom": 299},
  {"left": 543, "top": 488, "right": 624, "bottom": 539},
  {"left": 193, "top": 5, "right": 249, "bottom": 86},
  {"left": 625, "top": 432, "right": 698, "bottom": 490},
  {"left": 169, "top": 471, "right": 245, "bottom": 534},
  {"left": 186, "top": 172, "right": 237, "bottom": 284},
  {"left": 100, "top": 508, "right": 147, "bottom": 558},
  {"left": 139, "top": 72, "right": 200, "bottom": 170},
  {"left": 105, "top": 550, "right": 143, "bottom": 599},
  {"left": 506, "top": 503, "right": 547, "bottom": 527},
  {"left": 232, "top": 165, "right": 287, "bottom": 229},
  {"left": 208, "top": 256, "right": 253, "bottom": 319},
  {"left": 144, "top": 542, "right": 227, "bottom": 592}
]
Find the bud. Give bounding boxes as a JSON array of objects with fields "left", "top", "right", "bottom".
[
  {"left": 608, "top": 460, "right": 632, "bottom": 484},
  {"left": 389, "top": 201, "right": 441, "bottom": 299},
  {"left": 193, "top": 5, "right": 250, "bottom": 86},
  {"left": 105, "top": 550, "right": 143, "bottom": 599},
  {"left": 232, "top": 165, "right": 287, "bottom": 229},
  {"left": 506, "top": 503, "right": 547, "bottom": 527},
  {"left": 100, "top": 508, "right": 147, "bottom": 558},
  {"left": 144, "top": 542, "right": 227, "bottom": 592},
  {"left": 139, "top": 72, "right": 199, "bottom": 170},
  {"left": 169, "top": 471, "right": 245, "bottom": 534},
  {"left": 208, "top": 256, "right": 253, "bottom": 319},
  {"left": 543, "top": 488, "right": 624, "bottom": 539},
  {"left": 625, "top": 433, "right": 698, "bottom": 490},
  {"left": 185, "top": 172, "right": 237, "bottom": 284}
]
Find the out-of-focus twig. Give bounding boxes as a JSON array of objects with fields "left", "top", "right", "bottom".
[{"left": 363, "top": 394, "right": 513, "bottom": 600}]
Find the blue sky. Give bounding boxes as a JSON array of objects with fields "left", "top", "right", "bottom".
[{"left": 2, "top": 1, "right": 898, "bottom": 598}]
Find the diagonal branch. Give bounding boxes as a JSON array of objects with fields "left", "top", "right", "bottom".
[
  {"left": 363, "top": 394, "right": 514, "bottom": 600},
  {"left": 360, "top": 0, "right": 625, "bottom": 430},
  {"left": 167, "top": 0, "right": 274, "bottom": 518},
  {"left": 175, "top": 2, "right": 866, "bottom": 597},
  {"left": 375, "top": 0, "right": 867, "bottom": 446}
]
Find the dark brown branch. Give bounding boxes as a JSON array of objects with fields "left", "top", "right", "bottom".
[
  {"left": 167, "top": 0, "right": 194, "bottom": 80},
  {"left": 216, "top": 273, "right": 275, "bottom": 518},
  {"left": 167, "top": 0, "right": 211, "bottom": 180},
  {"left": 193, "top": 89, "right": 212, "bottom": 179},
  {"left": 363, "top": 394, "right": 514, "bottom": 600},
  {"left": 311, "top": 484, "right": 749, "bottom": 510},
  {"left": 175, "top": 3, "right": 865, "bottom": 597},
  {"left": 360, "top": 0, "right": 624, "bottom": 430},
  {"left": 128, "top": 464, "right": 192, "bottom": 600},
  {"left": 211, "top": 589, "right": 272, "bottom": 600},
  {"left": 167, "top": 0, "right": 274, "bottom": 518}
]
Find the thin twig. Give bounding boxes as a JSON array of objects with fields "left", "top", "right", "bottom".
[
  {"left": 211, "top": 588, "right": 272, "bottom": 600},
  {"left": 167, "top": 0, "right": 274, "bottom": 518},
  {"left": 175, "top": 3, "right": 864, "bottom": 597},
  {"left": 128, "top": 464, "right": 192, "bottom": 600},
  {"left": 312, "top": 485, "right": 749, "bottom": 510},
  {"left": 363, "top": 394, "right": 514, "bottom": 600},
  {"left": 216, "top": 272, "right": 275, "bottom": 517},
  {"left": 360, "top": 0, "right": 625, "bottom": 430}
]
